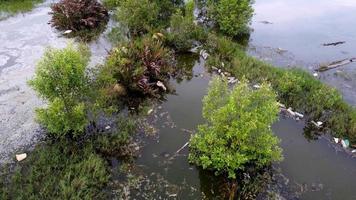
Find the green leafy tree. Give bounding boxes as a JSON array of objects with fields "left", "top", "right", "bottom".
[
  {"left": 189, "top": 77, "right": 282, "bottom": 179},
  {"left": 29, "top": 45, "right": 90, "bottom": 138},
  {"left": 208, "top": 0, "right": 254, "bottom": 37}
]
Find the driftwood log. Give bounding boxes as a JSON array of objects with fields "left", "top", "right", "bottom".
[
  {"left": 322, "top": 41, "right": 345, "bottom": 46},
  {"left": 317, "top": 58, "right": 356, "bottom": 72}
]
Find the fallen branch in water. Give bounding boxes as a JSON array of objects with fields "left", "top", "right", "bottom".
[
  {"left": 168, "top": 142, "right": 189, "bottom": 161},
  {"left": 322, "top": 41, "right": 346, "bottom": 46},
  {"left": 175, "top": 142, "right": 189, "bottom": 154},
  {"left": 316, "top": 58, "right": 356, "bottom": 72}
]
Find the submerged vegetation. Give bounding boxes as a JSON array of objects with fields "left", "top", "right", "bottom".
[{"left": 50, "top": 0, "right": 109, "bottom": 40}]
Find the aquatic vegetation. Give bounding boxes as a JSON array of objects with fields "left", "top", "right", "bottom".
[
  {"left": 28, "top": 45, "right": 90, "bottom": 138},
  {"left": 50, "top": 0, "right": 109, "bottom": 40},
  {"left": 0, "top": 0, "right": 43, "bottom": 19},
  {"left": 97, "top": 35, "right": 174, "bottom": 99},
  {"left": 189, "top": 77, "right": 282, "bottom": 179},
  {"left": 206, "top": 0, "right": 254, "bottom": 37},
  {"left": 165, "top": 0, "right": 208, "bottom": 52},
  {"left": 0, "top": 141, "right": 109, "bottom": 199},
  {"left": 94, "top": 116, "right": 137, "bottom": 157}
]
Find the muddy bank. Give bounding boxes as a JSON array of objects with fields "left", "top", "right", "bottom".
[{"left": 0, "top": 2, "right": 110, "bottom": 163}]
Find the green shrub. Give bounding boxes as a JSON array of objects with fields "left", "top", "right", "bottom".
[
  {"left": 189, "top": 77, "right": 282, "bottom": 179},
  {"left": 207, "top": 0, "right": 253, "bottom": 37},
  {"left": 165, "top": 0, "right": 207, "bottom": 52},
  {"left": 50, "top": 0, "right": 109, "bottom": 40},
  {"left": 98, "top": 35, "right": 174, "bottom": 98},
  {"left": 29, "top": 45, "right": 90, "bottom": 138},
  {"left": 116, "top": 0, "right": 160, "bottom": 36},
  {"left": 0, "top": 141, "right": 109, "bottom": 199}
]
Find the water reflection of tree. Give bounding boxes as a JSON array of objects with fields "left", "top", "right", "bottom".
[
  {"left": 173, "top": 53, "right": 198, "bottom": 83},
  {"left": 198, "top": 166, "right": 272, "bottom": 200}
]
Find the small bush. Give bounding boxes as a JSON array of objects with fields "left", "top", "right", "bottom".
[
  {"left": 50, "top": 0, "right": 109, "bottom": 40},
  {"left": 189, "top": 77, "right": 282, "bottom": 179},
  {"left": 29, "top": 45, "right": 90, "bottom": 138},
  {"left": 166, "top": 0, "right": 208, "bottom": 52},
  {"left": 207, "top": 0, "right": 254, "bottom": 37},
  {"left": 98, "top": 35, "right": 174, "bottom": 99}
]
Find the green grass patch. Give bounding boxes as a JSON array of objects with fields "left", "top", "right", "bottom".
[{"left": 0, "top": 0, "right": 43, "bottom": 19}]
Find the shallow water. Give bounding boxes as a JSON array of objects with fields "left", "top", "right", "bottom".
[
  {"left": 1, "top": 0, "right": 356, "bottom": 199},
  {"left": 249, "top": 0, "right": 356, "bottom": 105},
  {"left": 0, "top": 1, "right": 110, "bottom": 163}
]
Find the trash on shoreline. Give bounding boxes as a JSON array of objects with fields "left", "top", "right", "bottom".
[
  {"left": 311, "top": 121, "right": 323, "bottom": 128},
  {"left": 253, "top": 84, "right": 261, "bottom": 89},
  {"left": 317, "top": 58, "right": 356, "bottom": 72},
  {"left": 200, "top": 49, "right": 209, "bottom": 60},
  {"left": 147, "top": 109, "right": 153, "bottom": 115},
  {"left": 16, "top": 153, "right": 27, "bottom": 162},
  {"left": 341, "top": 139, "right": 350, "bottom": 149},
  {"left": 322, "top": 41, "right": 345, "bottom": 46},
  {"left": 313, "top": 73, "right": 318, "bottom": 77},
  {"left": 156, "top": 81, "right": 167, "bottom": 91},
  {"left": 334, "top": 137, "right": 340, "bottom": 143},
  {"left": 63, "top": 30, "right": 72, "bottom": 34}
]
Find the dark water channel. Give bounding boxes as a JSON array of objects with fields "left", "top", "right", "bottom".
[{"left": 1, "top": 1, "right": 356, "bottom": 199}]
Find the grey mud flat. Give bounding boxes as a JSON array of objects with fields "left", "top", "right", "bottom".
[{"left": 0, "top": 1, "right": 110, "bottom": 163}]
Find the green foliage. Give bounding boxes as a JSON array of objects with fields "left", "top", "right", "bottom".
[
  {"left": 0, "top": 141, "right": 109, "bottom": 199},
  {"left": 98, "top": 35, "right": 174, "bottom": 98},
  {"left": 102, "top": 0, "right": 121, "bottom": 9},
  {"left": 50, "top": 0, "right": 109, "bottom": 41},
  {"left": 189, "top": 77, "right": 282, "bottom": 179},
  {"left": 165, "top": 0, "right": 208, "bottom": 52},
  {"left": 94, "top": 116, "right": 137, "bottom": 156},
  {"left": 116, "top": 0, "right": 160, "bottom": 36},
  {"left": 207, "top": 0, "right": 254, "bottom": 37},
  {"left": 0, "top": 0, "right": 43, "bottom": 19},
  {"left": 28, "top": 45, "right": 90, "bottom": 138}
]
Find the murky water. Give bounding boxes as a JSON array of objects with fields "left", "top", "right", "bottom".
[
  {"left": 0, "top": 1, "right": 110, "bottom": 163},
  {"left": 249, "top": 0, "right": 356, "bottom": 105},
  {"left": 1, "top": 0, "right": 356, "bottom": 199}
]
